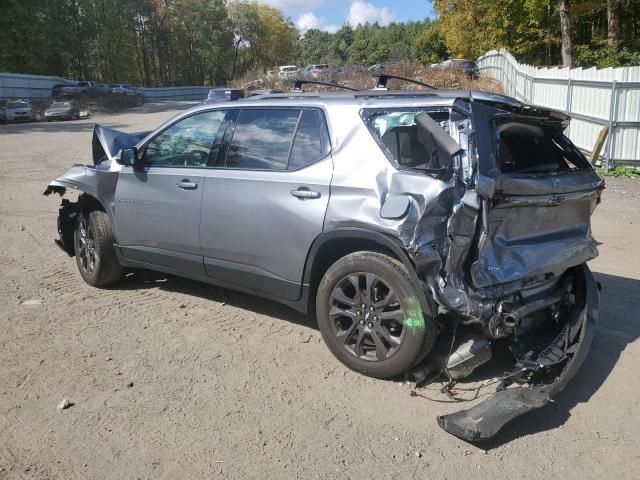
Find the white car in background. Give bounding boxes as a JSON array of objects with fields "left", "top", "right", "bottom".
[
  {"left": 278, "top": 65, "right": 299, "bottom": 79},
  {"left": 3, "top": 100, "right": 36, "bottom": 123},
  {"left": 109, "top": 83, "right": 138, "bottom": 96}
]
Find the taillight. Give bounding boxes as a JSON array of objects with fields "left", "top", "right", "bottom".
[{"left": 596, "top": 185, "right": 605, "bottom": 204}]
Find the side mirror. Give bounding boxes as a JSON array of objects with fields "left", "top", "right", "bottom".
[{"left": 119, "top": 147, "right": 143, "bottom": 171}]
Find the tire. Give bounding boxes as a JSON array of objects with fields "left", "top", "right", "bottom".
[
  {"left": 74, "top": 210, "right": 123, "bottom": 287},
  {"left": 316, "top": 252, "right": 437, "bottom": 379}
]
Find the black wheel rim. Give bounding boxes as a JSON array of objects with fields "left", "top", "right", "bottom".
[
  {"left": 329, "top": 273, "right": 406, "bottom": 362},
  {"left": 77, "top": 218, "right": 97, "bottom": 275}
]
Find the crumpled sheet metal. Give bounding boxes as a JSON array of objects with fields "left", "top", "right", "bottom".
[
  {"left": 438, "top": 264, "right": 599, "bottom": 441},
  {"left": 92, "top": 124, "right": 150, "bottom": 164}
]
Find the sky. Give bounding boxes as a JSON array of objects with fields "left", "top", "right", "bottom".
[{"left": 259, "top": 0, "right": 436, "bottom": 33}]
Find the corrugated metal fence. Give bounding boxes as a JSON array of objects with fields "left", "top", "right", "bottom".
[
  {"left": 137, "top": 86, "right": 210, "bottom": 100},
  {"left": 0, "top": 72, "right": 70, "bottom": 98},
  {"left": 0, "top": 72, "right": 209, "bottom": 101},
  {"left": 477, "top": 49, "right": 640, "bottom": 168}
]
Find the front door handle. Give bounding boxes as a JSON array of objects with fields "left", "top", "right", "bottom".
[
  {"left": 176, "top": 180, "right": 198, "bottom": 190},
  {"left": 290, "top": 188, "right": 321, "bottom": 199}
]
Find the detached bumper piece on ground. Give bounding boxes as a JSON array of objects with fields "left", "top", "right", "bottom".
[{"left": 437, "top": 265, "right": 599, "bottom": 441}]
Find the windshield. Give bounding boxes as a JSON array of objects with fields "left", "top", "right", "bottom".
[
  {"left": 50, "top": 103, "right": 70, "bottom": 108},
  {"left": 7, "top": 102, "right": 29, "bottom": 109}
]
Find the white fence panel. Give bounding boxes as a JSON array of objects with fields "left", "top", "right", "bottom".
[
  {"left": 0, "top": 72, "right": 68, "bottom": 98},
  {"left": 1, "top": 72, "right": 210, "bottom": 101},
  {"left": 477, "top": 49, "right": 640, "bottom": 167},
  {"left": 138, "top": 86, "right": 210, "bottom": 100}
]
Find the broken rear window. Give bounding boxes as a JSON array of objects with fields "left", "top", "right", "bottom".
[
  {"left": 363, "top": 110, "right": 450, "bottom": 169},
  {"left": 494, "top": 120, "right": 590, "bottom": 174}
]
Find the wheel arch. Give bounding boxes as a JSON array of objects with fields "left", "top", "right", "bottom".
[
  {"left": 46, "top": 184, "right": 115, "bottom": 257},
  {"left": 302, "top": 228, "right": 433, "bottom": 316}
]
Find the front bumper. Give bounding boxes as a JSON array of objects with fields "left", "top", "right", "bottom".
[
  {"left": 438, "top": 264, "right": 599, "bottom": 441},
  {"left": 7, "top": 114, "right": 34, "bottom": 122},
  {"left": 45, "top": 113, "right": 72, "bottom": 120}
]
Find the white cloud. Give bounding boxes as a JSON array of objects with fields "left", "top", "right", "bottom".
[
  {"left": 260, "top": 0, "right": 325, "bottom": 14},
  {"left": 296, "top": 12, "right": 322, "bottom": 31},
  {"left": 296, "top": 12, "right": 340, "bottom": 33},
  {"left": 347, "top": 1, "right": 394, "bottom": 26}
]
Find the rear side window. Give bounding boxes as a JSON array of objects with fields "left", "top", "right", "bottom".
[
  {"left": 226, "top": 109, "right": 298, "bottom": 170},
  {"left": 225, "top": 109, "right": 328, "bottom": 170},
  {"left": 289, "top": 110, "right": 326, "bottom": 169}
]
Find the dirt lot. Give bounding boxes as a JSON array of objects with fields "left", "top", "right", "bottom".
[{"left": 0, "top": 102, "right": 638, "bottom": 479}]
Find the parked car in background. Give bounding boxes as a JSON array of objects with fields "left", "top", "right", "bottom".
[
  {"left": 246, "top": 89, "right": 284, "bottom": 97},
  {"left": 266, "top": 70, "right": 279, "bottom": 80},
  {"left": 368, "top": 62, "right": 400, "bottom": 73},
  {"left": 278, "top": 65, "right": 299, "bottom": 79},
  {"left": 44, "top": 101, "right": 80, "bottom": 121},
  {"left": 302, "top": 64, "right": 329, "bottom": 79},
  {"left": 435, "top": 59, "right": 480, "bottom": 79},
  {"left": 52, "top": 83, "right": 70, "bottom": 97},
  {"left": 202, "top": 88, "right": 245, "bottom": 105},
  {"left": 109, "top": 83, "right": 138, "bottom": 96},
  {"left": 3, "top": 100, "right": 36, "bottom": 122},
  {"left": 60, "top": 81, "right": 107, "bottom": 96}
]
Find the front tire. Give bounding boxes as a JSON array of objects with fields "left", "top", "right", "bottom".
[
  {"left": 74, "top": 210, "right": 123, "bottom": 287},
  {"left": 316, "top": 252, "right": 437, "bottom": 379}
]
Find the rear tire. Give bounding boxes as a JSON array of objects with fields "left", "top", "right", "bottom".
[
  {"left": 74, "top": 210, "right": 123, "bottom": 287},
  {"left": 316, "top": 252, "right": 437, "bottom": 379}
]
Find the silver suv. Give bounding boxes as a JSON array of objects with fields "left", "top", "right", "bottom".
[{"left": 45, "top": 87, "right": 603, "bottom": 441}]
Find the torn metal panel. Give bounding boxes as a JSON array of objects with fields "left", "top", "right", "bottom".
[
  {"left": 438, "top": 264, "right": 599, "bottom": 441},
  {"left": 44, "top": 162, "right": 121, "bottom": 239},
  {"left": 92, "top": 124, "right": 150, "bottom": 164}
]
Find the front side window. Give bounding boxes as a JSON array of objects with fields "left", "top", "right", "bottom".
[
  {"left": 225, "top": 109, "right": 299, "bottom": 170},
  {"left": 144, "top": 110, "right": 226, "bottom": 167}
]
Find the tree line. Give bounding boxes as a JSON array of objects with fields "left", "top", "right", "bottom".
[
  {"left": 435, "top": 0, "right": 640, "bottom": 68},
  {"left": 0, "top": 0, "right": 638, "bottom": 88}
]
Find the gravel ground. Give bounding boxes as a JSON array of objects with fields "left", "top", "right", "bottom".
[{"left": 0, "top": 102, "right": 638, "bottom": 479}]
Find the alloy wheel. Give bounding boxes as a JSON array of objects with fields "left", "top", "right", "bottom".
[{"left": 329, "top": 272, "right": 406, "bottom": 362}]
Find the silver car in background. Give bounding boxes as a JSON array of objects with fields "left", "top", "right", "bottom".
[
  {"left": 44, "top": 87, "right": 604, "bottom": 442},
  {"left": 3, "top": 100, "right": 36, "bottom": 122},
  {"left": 44, "top": 101, "right": 80, "bottom": 121}
]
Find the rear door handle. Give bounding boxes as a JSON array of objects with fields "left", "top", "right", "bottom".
[
  {"left": 176, "top": 180, "right": 198, "bottom": 190},
  {"left": 290, "top": 188, "right": 321, "bottom": 199}
]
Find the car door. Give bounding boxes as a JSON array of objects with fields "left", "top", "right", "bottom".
[
  {"left": 114, "top": 110, "right": 228, "bottom": 276},
  {"left": 200, "top": 108, "right": 333, "bottom": 300}
]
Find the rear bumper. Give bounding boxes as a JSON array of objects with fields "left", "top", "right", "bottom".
[{"left": 438, "top": 264, "right": 599, "bottom": 441}]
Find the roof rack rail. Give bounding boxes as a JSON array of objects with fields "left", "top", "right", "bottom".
[
  {"left": 373, "top": 74, "right": 436, "bottom": 90},
  {"left": 289, "top": 79, "right": 359, "bottom": 92}
]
